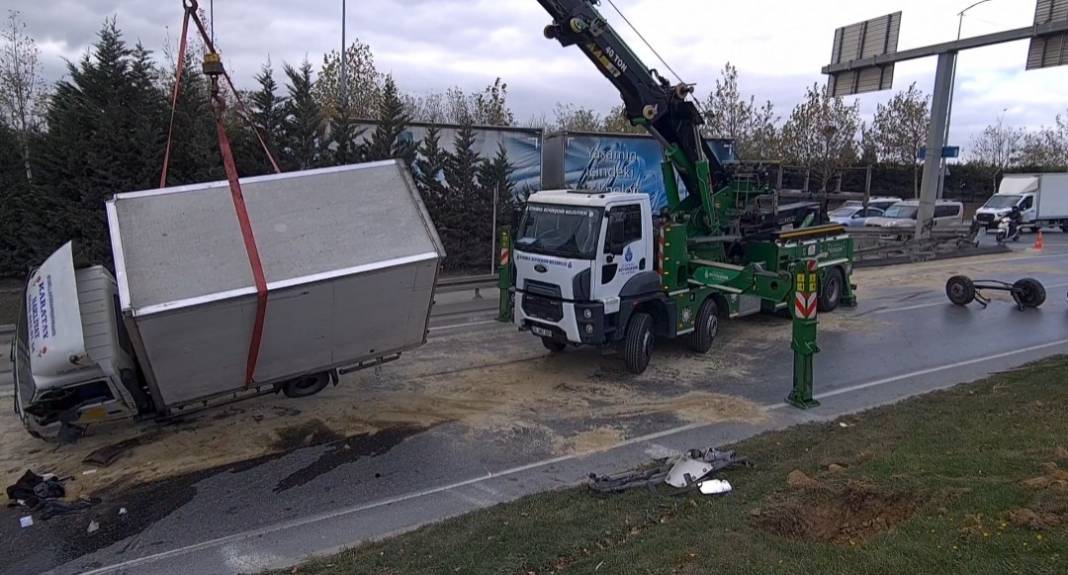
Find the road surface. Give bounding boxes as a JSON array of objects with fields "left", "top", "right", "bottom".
[{"left": 2, "top": 232, "right": 1066, "bottom": 575}]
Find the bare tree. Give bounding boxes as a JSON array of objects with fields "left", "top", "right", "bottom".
[
  {"left": 1016, "top": 112, "right": 1068, "bottom": 169},
  {"left": 314, "top": 39, "right": 383, "bottom": 121},
  {"left": 407, "top": 80, "right": 514, "bottom": 126},
  {"left": 702, "top": 62, "right": 779, "bottom": 161},
  {"left": 870, "top": 83, "right": 929, "bottom": 197},
  {"left": 601, "top": 103, "right": 643, "bottom": 134},
  {"left": 969, "top": 115, "right": 1023, "bottom": 170},
  {"left": 779, "top": 83, "right": 859, "bottom": 192},
  {"left": 0, "top": 10, "right": 47, "bottom": 182},
  {"left": 552, "top": 103, "right": 602, "bottom": 132}
]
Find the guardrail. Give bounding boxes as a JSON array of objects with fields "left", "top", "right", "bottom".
[
  {"left": 435, "top": 274, "right": 498, "bottom": 295},
  {"left": 847, "top": 225, "right": 974, "bottom": 261}
]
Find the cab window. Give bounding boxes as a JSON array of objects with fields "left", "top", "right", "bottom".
[
  {"left": 605, "top": 204, "right": 643, "bottom": 254},
  {"left": 934, "top": 205, "right": 961, "bottom": 218},
  {"left": 1020, "top": 196, "right": 1034, "bottom": 211}
]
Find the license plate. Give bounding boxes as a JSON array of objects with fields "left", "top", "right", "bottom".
[{"left": 531, "top": 326, "right": 553, "bottom": 338}]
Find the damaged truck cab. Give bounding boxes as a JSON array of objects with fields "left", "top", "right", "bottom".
[{"left": 13, "top": 244, "right": 144, "bottom": 438}]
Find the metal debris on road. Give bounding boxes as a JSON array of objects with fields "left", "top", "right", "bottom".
[
  {"left": 589, "top": 448, "right": 750, "bottom": 494},
  {"left": 19, "top": 515, "right": 33, "bottom": 528}
]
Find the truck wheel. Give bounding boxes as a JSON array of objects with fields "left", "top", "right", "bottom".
[
  {"left": 818, "top": 267, "right": 843, "bottom": 312},
  {"left": 623, "top": 312, "right": 654, "bottom": 375},
  {"left": 282, "top": 372, "right": 330, "bottom": 398},
  {"left": 945, "top": 275, "right": 975, "bottom": 306},
  {"left": 688, "top": 298, "right": 719, "bottom": 354},
  {"left": 542, "top": 337, "right": 567, "bottom": 353},
  {"left": 1013, "top": 278, "right": 1046, "bottom": 308}
]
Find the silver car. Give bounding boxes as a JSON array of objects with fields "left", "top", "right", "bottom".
[{"left": 829, "top": 205, "right": 885, "bottom": 227}]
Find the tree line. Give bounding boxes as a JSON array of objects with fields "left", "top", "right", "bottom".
[
  {"left": 3, "top": 12, "right": 1068, "bottom": 278},
  {"left": 0, "top": 15, "right": 516, "bottom": 277}
]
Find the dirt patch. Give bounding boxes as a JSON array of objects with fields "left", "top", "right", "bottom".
[
  {"left": 1009, "top": 461, "right": 1068, "bottom": 531},
  {"left": 752, "top": 480, "right": 920, "bottom": 544}
]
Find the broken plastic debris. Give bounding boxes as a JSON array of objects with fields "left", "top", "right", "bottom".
[
  {"left": 87, "top": 520, "right": 99, "bottom": 534},
  {"left": 839, "top": 422, "right": 849, "bottom": 428},
  {"left": 19, "top": 516, "right": 33, "bottom": 528},
  {"left": 697, "top": 479, "right": 733, "bottom": 495},
  {"left": 82, "top": 469, "right": 98, "bottom": 475},
  {"left": 665, "top": 457, "right": 714, "bottom": 488},
  {"left": 118, "top": 507, "right": 127, "bottom": 516}
]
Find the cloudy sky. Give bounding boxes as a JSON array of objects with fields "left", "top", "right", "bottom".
[{"left": 9, "top": 0, "right": 1067, "bottom": 147}]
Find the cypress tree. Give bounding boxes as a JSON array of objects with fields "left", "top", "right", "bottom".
[
  {"left": 282, "top": 60, "right": 323, "bottom": 170},
  {"left": 441, "top": 123, "right": 483, "bottom": 272},
  {"left": 240, "top": 61, "right": 287, "bottom": 175},
  {"left": 161, "top": 51, "right": 220, "bottom": 186},
  {"left": 413, "top": 125, "right": 447, "bottom": 215},
  {"left": 361, "top": 74, "right": 415, "bottom": 165},
  {"left": 327, "top": 101, "right": 362, "bottom": 167},
  {"left": 37, "top": 19, "right": 166, "bottom": 266}
]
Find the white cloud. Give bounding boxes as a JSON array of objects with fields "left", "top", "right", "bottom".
[{"left": 6, "top": 0, "right": 1065, "bottom": 144}]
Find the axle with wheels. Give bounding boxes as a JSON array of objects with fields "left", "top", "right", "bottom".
[{"left": 945, "top": 275, "right": 1047, "bottom": 310}]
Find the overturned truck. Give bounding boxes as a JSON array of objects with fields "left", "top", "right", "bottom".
[{"left": 12, "top": 160, "right": 444, "bottom": 439}]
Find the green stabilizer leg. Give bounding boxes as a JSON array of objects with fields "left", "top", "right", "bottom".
[
  {"left": 787, "top": 319, "right": 820, "bottom": 409},
  {"left": 497, "top": 229, "right": 513, "bottom": 323},
  {"left": 787, "top": 260, "right": 821, "bottom": 409}
]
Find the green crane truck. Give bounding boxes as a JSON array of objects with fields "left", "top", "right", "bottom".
[{"left": 512, "top": 0, "right": 856, "bottom": 373}]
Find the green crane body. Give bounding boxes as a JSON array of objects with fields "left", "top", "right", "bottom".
[{"left": 536, "top": 0, "right": 856, "bottom": 324}]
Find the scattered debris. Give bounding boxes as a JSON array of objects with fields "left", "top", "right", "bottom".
[
  {"left": 119, "top": 507, "right": 128, "bottom": 516},
  {"left": 19, "top": 515, "right": 33, "bottom": 528},
  {"left": 82, "top": 469, "right": 98, "bottom": 476},
  {"left": 589, "top": 448, "right": 750, "bottom": 493},
  {"left": 697, "top": 479, "right": 733, "bottom": 495},
  {"left": 87, "top": 520, "right": 99, "bottom": 534},
  {"left": 5, "top": 469, "right": 98, "bottom": 520},
  {"left": 838, "top": 422, "right": 849, "bottom": 428}
]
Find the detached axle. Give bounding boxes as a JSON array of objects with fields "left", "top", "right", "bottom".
[{"left": 946, "top": 275, "right": 1047, "bottom": 310}]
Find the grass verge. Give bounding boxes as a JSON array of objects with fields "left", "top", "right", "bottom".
[{"left": 281, "top": 356, "right": 1068, "bottom": 574}]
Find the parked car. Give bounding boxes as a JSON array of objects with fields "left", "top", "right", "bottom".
[
  {"left": 842, "top": 197, "right": 903, "bottom": 212},
  {"left": 864, "top": 200, "right": 965, "bottom": 229},
  {"left": 829, "top": 205, "right": 885, "bottom": 227}
]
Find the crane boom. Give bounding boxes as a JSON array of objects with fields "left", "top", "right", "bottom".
[{"left": 536, "top": 0, "right": 728, "bottom": 216}]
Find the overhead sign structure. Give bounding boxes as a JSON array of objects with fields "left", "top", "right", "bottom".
[
  {"left": 822, "top": 1, "right": 1068, "bottom": 240},
  {"left": 827, "top": 12, "right": 902, "bottom": 96},
  {"left": 1028, "top": 0, "right": 1068, "bottom": 70}
]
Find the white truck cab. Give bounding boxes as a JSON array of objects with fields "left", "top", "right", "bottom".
[{"left": 513, "top": 190, "right": 660, "bottom": 350}]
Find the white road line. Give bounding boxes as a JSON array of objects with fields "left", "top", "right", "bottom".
[
  {"left": 764, "top": 338, "right": 1068, "bottom": 411},
  {"left": 428, "top": 318, "right": 502, "bottom": 333},
  {"left": 870, "top": 281, "right": 1068, "bottom": 315},
  {"left": 77, "top": 338, "right": 1068, "bottom": 575}
]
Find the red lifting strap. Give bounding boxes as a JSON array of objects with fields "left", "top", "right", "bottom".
[{"left": 159, "top": 0, "right": 276, "bottom": 386}]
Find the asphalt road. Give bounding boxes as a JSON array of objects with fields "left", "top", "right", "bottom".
[{"left": 4, "top": 232, "right": 1068, "bottom": 575}]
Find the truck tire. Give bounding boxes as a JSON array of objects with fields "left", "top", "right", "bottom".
[
  {"left": 818, "top": 267, "right": 843, "bottom": 312},
  {"left": 945, "top": 275, "right": 975, "bottom": 306},
  {"left": 542, "top": 337, "right": 567, "bottom": 353},
  {"left": 688, "top": 298, "right": 719, "bottom": 354},
  {"left": 623, "top": 312, "right": 654, "bottom": 375},
  {"left": 1013, "top": 278, "right": 1046, "bottom": 309},
  {"left": 282, "top": 372, "right": 330, "bottom": 398}
]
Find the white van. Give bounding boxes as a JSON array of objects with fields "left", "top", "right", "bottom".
[{"left": 864, "top": 200, "right": 965, "bottom": 229}]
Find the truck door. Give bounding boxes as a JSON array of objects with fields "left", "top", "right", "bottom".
[
  {"left": 1019, "top": 194, "right": 1036, "bottom": 224},
  {"left": 594, "top": 202, "right": 648, "bottom": 301}
]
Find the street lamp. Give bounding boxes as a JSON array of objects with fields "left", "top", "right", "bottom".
[{"left": 941, "top": 0, "right": 995, "bottom": 197}]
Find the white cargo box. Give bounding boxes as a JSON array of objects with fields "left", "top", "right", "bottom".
[{"left": 106, "top": 160, "right": 444, "bottom": 409}]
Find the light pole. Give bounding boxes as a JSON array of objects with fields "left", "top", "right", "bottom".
[
  {"left": 340, "top": 0, "right": 347, "bottom": 110},
  {"left": 940, "top": 0, "right": 995, "bottom": 197}
]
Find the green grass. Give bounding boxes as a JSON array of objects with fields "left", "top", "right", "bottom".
[{"left": 282, "top": 357, "right": 1068, "bottom": 575}]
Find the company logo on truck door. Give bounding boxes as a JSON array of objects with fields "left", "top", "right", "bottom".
[{"left": 516, "top": 252, "right": 574, "bottom": 269}]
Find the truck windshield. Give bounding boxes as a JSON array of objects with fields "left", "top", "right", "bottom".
[
  {"left": 516, "top": 203, "right": 603, "bottom": 259},
  {"left": 983, "top": 195, "right": 1021, "bottom": 209},
  {"left": 882, "top": 205, "right": 918, "bottom": 219}
]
